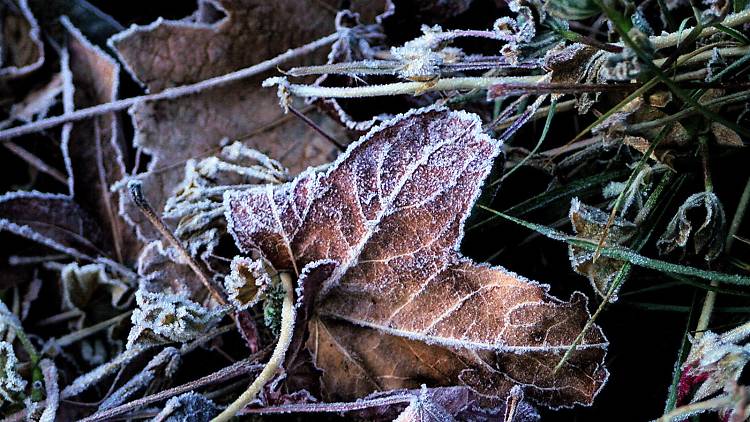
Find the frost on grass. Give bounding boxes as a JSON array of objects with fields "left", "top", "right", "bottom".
[
  {"left": 224, "top": 256, "right": 273, "bottom": 311},
  {"left": 226, "top": 106, "right": 608, "bottom": 407},
  {"left": 126, "top": 290, "right": 226, "bottom": 349},
  {"left": 0, "top": 342, "right": 26, "bottom": 404},
  {"left": 38, "top": 359, "right": 59, "bottom": 422},
  {"left": 568, "top": 198, "right": 636, "bottom": 300},
  {"left": 153, "top": 392, "right": 220, "bottom": 422},
  {"left": 657, "top": 192, "right": 726, "bottom": 262}
]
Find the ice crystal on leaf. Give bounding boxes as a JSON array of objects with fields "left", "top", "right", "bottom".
[
  {"left": 0, "top": 342, "right": 26, "bottom": 405},
  {"left": 126, "top": 290, "right": 227, "bottom": 349},
  {"left": 225, "top": 106, "right": 608, "bottom": 408}
]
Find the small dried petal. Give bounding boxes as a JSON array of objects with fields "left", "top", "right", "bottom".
[
  {"left": 224, "top": 257, "right": 274, "bottom": 311},
  {"left": 657, "top": 192, "right": 726, "bottom": 261}
]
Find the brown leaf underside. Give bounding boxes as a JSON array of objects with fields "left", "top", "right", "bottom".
[{"left": 226, "top": 107, "right": 608, "bottom": 408}]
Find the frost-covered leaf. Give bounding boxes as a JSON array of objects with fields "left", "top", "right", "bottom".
[
  {"left": 38, "top": 359, "right": 59, "bottom": 422},
  {"left": 676, "top": 324, "right": 750, "bottom": 420},
  {"left": 126, "top": 289, "right": 226, "bottom": 349},
  {"left": 0, "top": 0, "right": 43, "bottom": 80},
  {"left": 136, "top": 240, "right": 202, "bottom": 295},
  {"left": 0, "top": 191, "right": 107, "bottom": 260},
  {"left": 164, "top": 142, "right": 290, "bottom": 273},
  {"left": 0, "top": 341, "right": 26, "bottom": 405},
  {"left": 109, "top": 0, "right": 341, "bottom": 241},
  {"left": 569, "top": 198, "right": 636, "bottom": 300},
  {"left": 153, "top": 391, "right": 220, "bottom": 422},
  {"left": 60, "top": 17, "right": 140, "bottom": 265},
  {"left": 657, "top": 192, "right": 726, "bottom": 262},
  {"left": 0, "top": 73, "right": 61, "bottom": 128},
  {"left": 226, "top": 106, "right": 608, "bottom": 408}
]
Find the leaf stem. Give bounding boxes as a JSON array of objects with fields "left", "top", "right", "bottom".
[{"left": 211, "top": 273, "right": 296, "bottom": 422}]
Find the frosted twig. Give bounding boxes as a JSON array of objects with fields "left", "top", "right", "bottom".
[
  {"left": 211, "top": 273, "right": 296, "bottom": 422},
  {"left": 0, "top": 33, "right": 338, "bottom": 142},
  {"left": 647, "top": 9, "right": 750, "bottom": 50},
  {"left": 128, "top": 180, "right": 228, "bottom": 305},
  {"left": 266, "top": 76, "right": 544, "bottom": 99}
]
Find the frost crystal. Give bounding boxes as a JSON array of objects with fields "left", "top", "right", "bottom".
[
  {"left": 0, "top": 342, "right": 27, "bottom": 404},
  {"left": 224, "top": 257, "right": 274, "bottom": 311},
  {"left": 153, "top": 392, "right": 219, "bottom": 422},
  {"left": 126, "top": 290, "right": 227, "bottom": 349}
]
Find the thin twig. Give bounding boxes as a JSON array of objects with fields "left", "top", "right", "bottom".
[
  {"left": 212, "top": 273, "right": 296, "bottom": 422},
  {"left": 0, "top": 33, "right": 338, "bottom": 142},
  {"left": 127, "top": 180, "right": 227, "bottom": 305},
  {"left": 2, "top": 142, "right": 68, "bottom": 184},
  {"left": 288, "top": 106, "right": 346, "bottom": 151}
]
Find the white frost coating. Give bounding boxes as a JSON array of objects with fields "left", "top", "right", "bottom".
[
  {"left": 0, "top": 341, "right": 26, "bottom": 403},
  {"left": 98, "top": 347, "right": 180, "bottom": 411},
  {"left": 59, "top": 43, "right": 76, "bottom": 197},
  {"left": 154, "top": 391, "right": 220, "bottom": 421},
  {"left": 60, "top": 347, "right": 144, "bottom": 398},
  {"left": 38, "top": 359, "right": 59, "bottom": 422},
  {"left": 126, "top": 289, "right": 227, "bottom": 349}
]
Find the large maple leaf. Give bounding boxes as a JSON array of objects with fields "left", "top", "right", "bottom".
[{"left": 225, "top": 106, "right": 608, "bottom": 408}]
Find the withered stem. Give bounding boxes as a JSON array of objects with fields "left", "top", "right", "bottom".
[{"left": 212, "top": 273, "right": 296, "bottom": 421}]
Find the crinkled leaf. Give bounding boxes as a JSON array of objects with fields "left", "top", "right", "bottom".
[
  {"left": 569, "top": 198, "right": 636, "bottom": 300},
  {"left": 0, "top": 0, "right": 43, "bottom": 80},
  {"left": 657, "top": 192, "right": 726, "bottom": 262},
  {"left": 60, "top": 262, "right": 133, "bottom": 330},
  {"left": 226, "top": 107, "right": 608, "bottom": 408},
  {"left": 109, "top": 0, "right": 341, "bottom": 241},
  {"left": 224, "top": 256, "right": 273, "bottom": 311}
]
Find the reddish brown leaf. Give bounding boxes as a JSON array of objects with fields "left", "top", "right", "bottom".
[
  {"left": 225, "top": 106, "right": 608, "bottom": 408},
  {"left": 109, "top": 0, "right": 342, "bottom": 241}
]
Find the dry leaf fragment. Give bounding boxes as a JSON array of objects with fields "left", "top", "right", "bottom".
[
  {"left": 568, "top": 198, "right": 636, "bottom": 300},
  {"left": 109, "top": 0, "right": 341, "bottom": 241},
  {"left": 0, "top": 191, "right": 107, "bottom": 260},
  {"left": 657, "top": 192, "right": 726, "bottom": 262},
  {"left": 60, "top": 262, "right": 132, "bottom": 330},
  {"left": 226, "top": 106, "right": 608, "bottom": 408},
  {"left": 153, "top": 391, "right": 220, "bottom": 422},
  {"left": 224, "top": 256, "right": 273, "bottom": 311},
  {"left": 60, "top": 17, "right": 140, "bottom": 265},
  {"left": 0, "top": 0, "right": 43, "bottom": 80}
]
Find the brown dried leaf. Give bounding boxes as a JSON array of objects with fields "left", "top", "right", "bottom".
[
  {"left": 109, "top": 0, "right": 341, "bottom": 241},
  {"left": 226, "top": 107, "right": 608, "bottom": 408},
  {"left": 0, "top": 191, "right": 107, "bottom": 260},
  {"left": 0, "top": 0, "right": 44, "bottom": 80},
  {"left": 61, "top": 17, "right": 139, "bottom": 265},
  {"left": 568, "top": 198, "right": 636, "bottom": 300}
]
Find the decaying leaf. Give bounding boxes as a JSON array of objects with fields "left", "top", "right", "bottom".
[
  {"left": 126, "top": 290, "right": 226, "bottom": 349},
  {"left": 657, "top": 192, "right": 726, "bottom": 262},
  {"left": 0, "top": 191, "right": 107, "bottom": 260},
  {"left": 568, "top": 198, "right": 636, "bottom": 300},
  {"left": 0, "top": 0, "right": 43, "bottom": 80},
  {"left": 60, "top": 17, "right": 139, "bottom": 266},
  {"left": 226, "top": 106, "right": 608, "bottom": 408},
  {"left": 0, "top": 341, "right": 26, "bottom": 405},
  {"left": 109, "top": 0, "right": 341, "bottom": 241},
  {"left": 60, "top": 262, "right": 133, "bottom": 329},
  {"left": 224, "top": 256, "right": 273, "bottom": 311}
]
